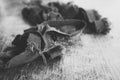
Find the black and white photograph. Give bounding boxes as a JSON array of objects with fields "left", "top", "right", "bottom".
[{"left": 0, "top": 0, "right": 119, "bottom": 80}]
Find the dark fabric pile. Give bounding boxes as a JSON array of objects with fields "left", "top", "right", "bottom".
[
  {"left": 0, "top": 0, "right": 111, "bottom": 70},
  {"left": 21, "top": 1, "right": 110, "bottom": 34},
  {"left": 0, "top": 1, "right": 111, "bottom": 79}
]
